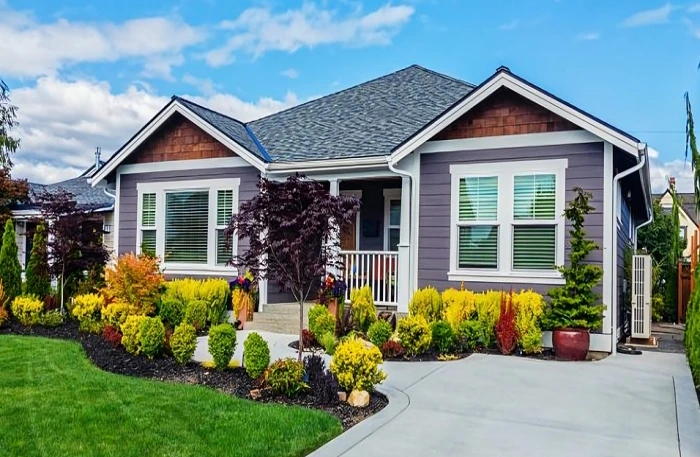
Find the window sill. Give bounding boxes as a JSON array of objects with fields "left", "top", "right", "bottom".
[
  {"left": 447, "top": 271, "right": 565, "bottom": 285},
  {"left": 162, "top": 264, "right": 239, "bottom": 277}
]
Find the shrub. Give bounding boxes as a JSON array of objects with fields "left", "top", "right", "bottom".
[
  {"left": 304, "top": 355, "right": 340, "bottom": 405},
  {"left": 243, "top": 332, "right": 270, "bottom": 378},
  {"left": 103, "top": 253, "right": 164, "bottom": 316},
  {"left": 101, "top": 301, "right": 130, "bottom": 328},
  {"left": 431, "top": 320, "right": 455, "bottom": 354},
  {"left": 71, "top": 293, "right": 105, "bottom": 324},
  {"left": 380, "top": 340, "right": 405, "bottom": 358},
  {"left": 0, "top": 280, "right": 9, "bottom": 310},
  {"left": 367, "top": 320, "right": 392, "bottom": 348},
  {"left": 140, "top": 316, "right": 165, "bottom": 359},
  {"left": 103, "top": 325, "right": 123, "bottom": 348},
  {"left": 184, "top": 299, "right": 207, "bottom": 330},
  {"left": 121, "top": 314, "right": 147, "bottom": 355},
  {"left": 39, "top": 310, "right": 64, "bottom": 327},
  {"left": 396, "top": 314, "right": 431, "bottom": 356},
  {"left": 79, "top": 317, "right": 104, "bottom": 334},
  {"left": 25, "top": 223, "right": 51, "bottom": 299},
  {"left": 208, "top": 323, "right": 236, "bottom": 369},
  {"left": 330, "top": 336, "right": 386, "bottom": 392},
  {"left": 495, "top": 293, "right": 518, "bottom": 355},
  {"left": 442, "top": 288, "right": 476, "bottom": 330},
  {"left": 11, "top": 295, "right": 43, "bottom": 326},
  {"left": 513, "top": 290, "right": 545, "bottom": 354},
  {"left": 264, "top": 358, "right": 308, "bottom": 397},
  {"left": 158, "top": 296, "right": 185, "bottom": 328},
  {"left": 0, "top": 220, "right": 21, "bottom": 303},
  {"left": 475, "top": 291, "right": 500, "bottom": 348},
  {"left": 308, "top": 305, "right": 336, "bottom": 341},
  {"left": 302, "top": 328, "right": 316, "bottom": 348},
  {"left": 349, "top": 285, "right": 377, "bottom": 332},
  {"left": 319, "top": 332, "right": 337, "bottom": 355},
  {"left": 686, "top": 275, "right": 700, "bottom": 385},
  {"left": 171, "top": 323, "right": 197, "bottom": 365},
  {"left": 409, "top": 286, "right": 444, "bottom": 323},
  {"left": 0, "top": 306, "right": 8, "bottom": 327},
  {"left": 455, "top": 320, "right": 481, "bottom": 351},
  {"left": 200, "top": 278, "right": 230, "bottom": 324}
]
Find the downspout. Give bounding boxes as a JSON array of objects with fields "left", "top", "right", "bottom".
[
  {"left": 387, "top": 158, "right": 415, "bottom": 311},
  {"left": 611, "top": 143, "right": 649, "bottom": 355}
]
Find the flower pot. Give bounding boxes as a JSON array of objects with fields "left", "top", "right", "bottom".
[
  {"left": 326, "top": 298, "right": 338, "bottom": 320},
  {"left": 552, "top": 328, "right": 590, "bottom": 361},
  {"left": 237, "top": 302, "right": 247, "bottom": 330}
]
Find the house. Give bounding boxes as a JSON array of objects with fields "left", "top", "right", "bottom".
[
  {"left": 12, "top": 154, "right": 115, "bottom": 272},
  {"left": 655, "top": 184, "right": 699, "bottom": 258},
  {"left": 89, "top": 65, "right": 652, "bottom": 353}
]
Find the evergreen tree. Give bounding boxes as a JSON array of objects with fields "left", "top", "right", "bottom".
[
  {"left": 0, "top": 219, "right": 21, "bottom": 303},
  {"left": 25, "top": 223, "right": 50, "bottom": 298}
]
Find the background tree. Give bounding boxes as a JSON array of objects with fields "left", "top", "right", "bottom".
[
  {"left": 0, "top": 79, "right": 19, "bottom": 168},
  {"left": 226, "top": 175, "right": 359, "bottom": 359},
  {"left": 38, "top": 189, "right": 109, "bottom": 311},
  {"left": 0, "top": 219, "right": 21, "bottom": 303},
  {"left": 25, "top": 223, "right": 51, "bottom": 298}
]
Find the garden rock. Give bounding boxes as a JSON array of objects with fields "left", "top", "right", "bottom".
[
  {"left": 360, "top": 339, "right": 375, "bottom": 349},
  {"left": 250, "top": 389, "right": 261, "bottom": 400},
  {"left": 348, "top": 389, "right": 370, "bottom": 408},
  {"left": 338, "top": 391, "right": 347, "bottom": 402}
]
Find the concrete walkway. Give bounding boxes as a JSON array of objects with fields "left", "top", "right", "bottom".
[{"left": 194, "top": 333, "right": 700, "bottom": 456}]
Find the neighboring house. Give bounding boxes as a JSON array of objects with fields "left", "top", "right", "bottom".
[
  {"left": 12, "top": 156, "right": 115, "bottom": 272},
  {"left": 655, "top": 187, "right": 699, "bottom": 259},
  {"left": 89, "top": 65, "right": 652, "bottom": 353}
]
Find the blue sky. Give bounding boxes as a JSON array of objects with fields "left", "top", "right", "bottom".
[{"left": 1, "top": 0, "right": 698, "bottom": 191}]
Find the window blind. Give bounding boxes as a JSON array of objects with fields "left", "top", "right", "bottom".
[
  {"left": 513, "top": 174, "right": 555, "bottom": 220},
  {"left": 141, "top": 193, "right": 156, "bottom": 227},
  {"left": 512, "top": 225, "right": 556, "bottom": 270},
  {"left": 165, "top": 191, "right": 209, "bottom": 263},
  {"left": 512, "top": 174, "right": 556, "bottom": 270},
  {"left": 459, "top": 177, "right": 498, "bottom": 221},
  {"left": 458, "top": 225, "right": 498, "bottom": 269},
  {"left": 217, "top": 189, "right": 233, "bottom": 226}
]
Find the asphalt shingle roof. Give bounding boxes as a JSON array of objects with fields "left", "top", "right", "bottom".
[
  {"left": 653, "top": 191, "right": 699, "bottom": 226},
  {"left": 27, "top": 175, "right": 114, "bottom": 212},
  {"left": 174, "top": 97, "right": 269, "bottom": 161},
  {"left": 246, "top": 65, "right": 474, "bottom": 162}
]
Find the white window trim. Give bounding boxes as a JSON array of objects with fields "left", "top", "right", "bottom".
[
  {"left": 383, "top": 188, "right": 401, "bottom": 251},
  {"left": 448, "top": 159, "right": 568, "bottom": 285},
  {"left": 136, "top": 178, "right": 240, "bottom": 274}
]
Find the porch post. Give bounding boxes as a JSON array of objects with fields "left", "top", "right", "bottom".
[
  {"left": 328, "top": 179, "right": 340, "bottom": 276},
  {"left": 397, "top": 176, "right": 411, "bottom": 312}
]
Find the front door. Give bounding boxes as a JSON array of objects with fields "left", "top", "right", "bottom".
[{"left": 340, "top": 217, "right": 357, "bottom": 250}]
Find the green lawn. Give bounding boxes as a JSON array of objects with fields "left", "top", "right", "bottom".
[{"left": 0, "top": 335, "right": 342, "bottom": 457}]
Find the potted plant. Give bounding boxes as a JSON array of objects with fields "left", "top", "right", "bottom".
[
  {"left": 318, "top": 273, "right": 347, "bottom": 320},
  {"left": 230, "top": 271, "right": 256, "bottom": 329},
  {"left": 542, "top": 187, "right": 605, "bottom": 361}
]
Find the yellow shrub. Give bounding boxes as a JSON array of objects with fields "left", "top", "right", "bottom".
[
  {"left": 513, "top": 290, "right": 545, "bottom": 354},
  {"left": 396, "top": 314, "right": 431, "bottom": 356},
  {"left": 409, "top": 286, "right": 444, "bottom": 322},
  {"left": 121, "top": 314, "right": 147, "bottom": 355},
  {"left": 330, "top": 336, "right": 386, "bottom": 392},
  {"left": 442, "top": 288, "right": 476, "bottom": 330},
  {"left": 200, "top": 278, "right": 230, "bottom": 324},
  {"left": 164, "top": 278, "right": 201, "bottom": 305},
  {"left": 475, "top": 291, "right": 501, "bottom": 348},
  {"left": 350, "top": 285, "right": 376, "bottom": 332},
  {"left": 71, "top": 293, "right": 105, "bottom": 323},
  {"left": 101, "top": 301, "right": 131, "bottom": 327},
  {"left": 10, "top": 295, "right": 43, "bottom": 326}
]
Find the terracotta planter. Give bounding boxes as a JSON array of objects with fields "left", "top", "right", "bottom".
[
  {"left": 326, "top": 298, "right": 338, "bottom": 320},
  {"left": 237, "top": 302, "right": 247, "bottom": 330},
  {"left": 552, "top": 328, "right": 590, "bottom": 361}
]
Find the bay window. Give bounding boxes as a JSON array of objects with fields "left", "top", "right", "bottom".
[
  {"left": 136, "top": 178, "right": 240, "bottom": 272},
  {"left": 449, "top": 159, "right": 567, "bottom": 284}
]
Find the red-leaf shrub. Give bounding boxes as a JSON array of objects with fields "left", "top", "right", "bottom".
[
  {"left": 103, "top": 325, "right": 123, "bottom": 348},
  {"left": 380, "top": 340, "right": 405, "bottom": 358},
  {"left": 495, "top": 292, "right": 518, "bottom": 355},
  {"left": 302, "top": 328, "right": 317, "bottom": 348}
]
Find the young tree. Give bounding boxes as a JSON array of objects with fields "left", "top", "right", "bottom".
[
  {"left": 0, "top": 219, "right": 21, "bottom": 303},
  {"left": 226, "top": 174, "right": 360, "bottom": 359},
  {"left": 25, "top": 223, "right": 51, "bottom": 298},
  {"left": 38, "top": 189, "right": 109, "bottom": 311}
]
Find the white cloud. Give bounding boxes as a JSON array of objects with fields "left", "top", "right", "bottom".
[
  {"left": 204, "top": 3, "right": 414, "bottom": 67},
  {"left": 281, "top": 68, "right": 299, "bottom": 79},
  {"left": 498, "top": 19, "right": 519, "bottom": 31},
  {"left": 620, "top": 3, "right": 673, "bottom": 27},
  {"left": 689, "top": 3, "right": 700, "bottom": 13},
  {"left": 0, "top": 6, "right": 205, "bottom": 78},
  {"left": 650, "top": 157, "right": 694, "bottom": 193},
  {"left": 8, "top": 76, "right": 299, "bottom": 184},
  {"left": 182, "top": 74, "right": 217, "bottom": 96},
  {"left": 576, "top": 31, "right": 601, "bottom": 41}
]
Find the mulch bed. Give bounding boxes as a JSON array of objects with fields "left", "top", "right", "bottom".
[{"left": 1, "top": 321, "right": 387, "bottom": 430}]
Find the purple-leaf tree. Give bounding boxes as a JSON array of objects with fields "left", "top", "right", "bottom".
[{"left": 226, "top": 174, "right": 360, "bottom": 359}]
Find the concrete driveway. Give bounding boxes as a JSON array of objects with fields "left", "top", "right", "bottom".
[{"left": 312, "top": 351, "right": 700, "bottom": 457}]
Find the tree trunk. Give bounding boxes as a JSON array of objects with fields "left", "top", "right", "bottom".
[{"left": 298, "top": 298, "right": 304, "bottom": 362}]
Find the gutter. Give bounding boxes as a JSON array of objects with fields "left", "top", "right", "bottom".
[
  {"left": 611, "top": 143, "right": 650, "bottom": 355},
  {"left": 267, "top": 156, "right": 387, "bottom": 172},
  {"left": 101, "top": 186, "right": 116, "bottom": 212}
]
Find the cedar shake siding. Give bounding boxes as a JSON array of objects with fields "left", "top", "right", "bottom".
[
  {"left": 418, "top": 142, "right": 605, "bottom": 294},
  {"left": 434, "top": 88, "right": 581, "bottom": 140},
  {"left": 118, "top": 167, "right": 259, "bottom": 257},
  {"left": 125, "top": 114, "right": 236, "bottom": 164}
]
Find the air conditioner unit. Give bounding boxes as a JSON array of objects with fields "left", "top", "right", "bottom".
[{"left": 631, "top": 255, "right": 652, "bottom": 339}]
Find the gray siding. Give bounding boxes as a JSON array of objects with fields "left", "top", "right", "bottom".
[
  {"left": 418, "top": 142, "right": 605, "bottom": 294},
  {"left": 118, "top": 166, "right": 260, "bottom": 256}
]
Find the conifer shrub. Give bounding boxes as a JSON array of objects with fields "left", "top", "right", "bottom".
[
  {"left": 208, "top": 323, "right": 236, "bottom": 369},
  {"left": 430, "top": 320, "right": 455, "bottom": 354},
  {"left": 396, "top": 314, "right": 431, "bottom": 356},
  {"left": 308, "top": 304, "right": 336, "bottom": 340},
  {"left": 0, "top": 220, "right": 21, "bottom": 303},
  {"left": 184, "top": 299, "right": 207, "bottom": 330},
  {"left": 455, "top": 320, "right": 481, "bottom": 351},
  {"left": 367, "top": 319, "right": 393, "bottom": 348},
  {"left": 171, "top": 323, "right": 198, "bottom": 365},
  {"left": 409, "top": 286, "right": 444, "bottom": 323},
  {"left": 349, "top": 285, "right": 377, "bottom": 332},
  {"left": 243, "top": 332, "right": 270, "bottom": 378},
  {"left": 139, "top": 316, "right": 165, "bottom": 359},
  {"left": 24, "top": 223, "right": 51, "bottom": 299},
  {"left": 330, "top": 336, "right": 386, "bottom": 392}
]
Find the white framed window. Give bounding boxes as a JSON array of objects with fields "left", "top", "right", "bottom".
[
  {"left": 137, "top": 178, "right": 240, "bottom": 273},
  {"left": 383, "top": 189, "right": 401, "bottom": 251},
  {"left": 449, "top": 159, "right": 567, "bottom": 284}
]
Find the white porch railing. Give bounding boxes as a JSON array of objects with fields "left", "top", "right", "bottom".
[{"left": 340, "top": 250, "right": 398, "bottom": 306}]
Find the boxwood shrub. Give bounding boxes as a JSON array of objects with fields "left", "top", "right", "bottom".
[{"left": 208, "top": 323, "right": 236, "bottom": 369}]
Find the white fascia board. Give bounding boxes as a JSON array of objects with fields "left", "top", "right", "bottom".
[
  {"left": 90, "top": 101, "right": 266, "bottom": 186},
  {"left": 119, "top": 157, "right": 251, "bottom": 175},
  {"left": 418, "top": 130, "right": 600, "bottom": 154},
  {"left": 267, "top": 155, "right": 388, "bottom": 172},
  {"left": 390, "top": 72, "right": 640, "bottom": 164}
]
